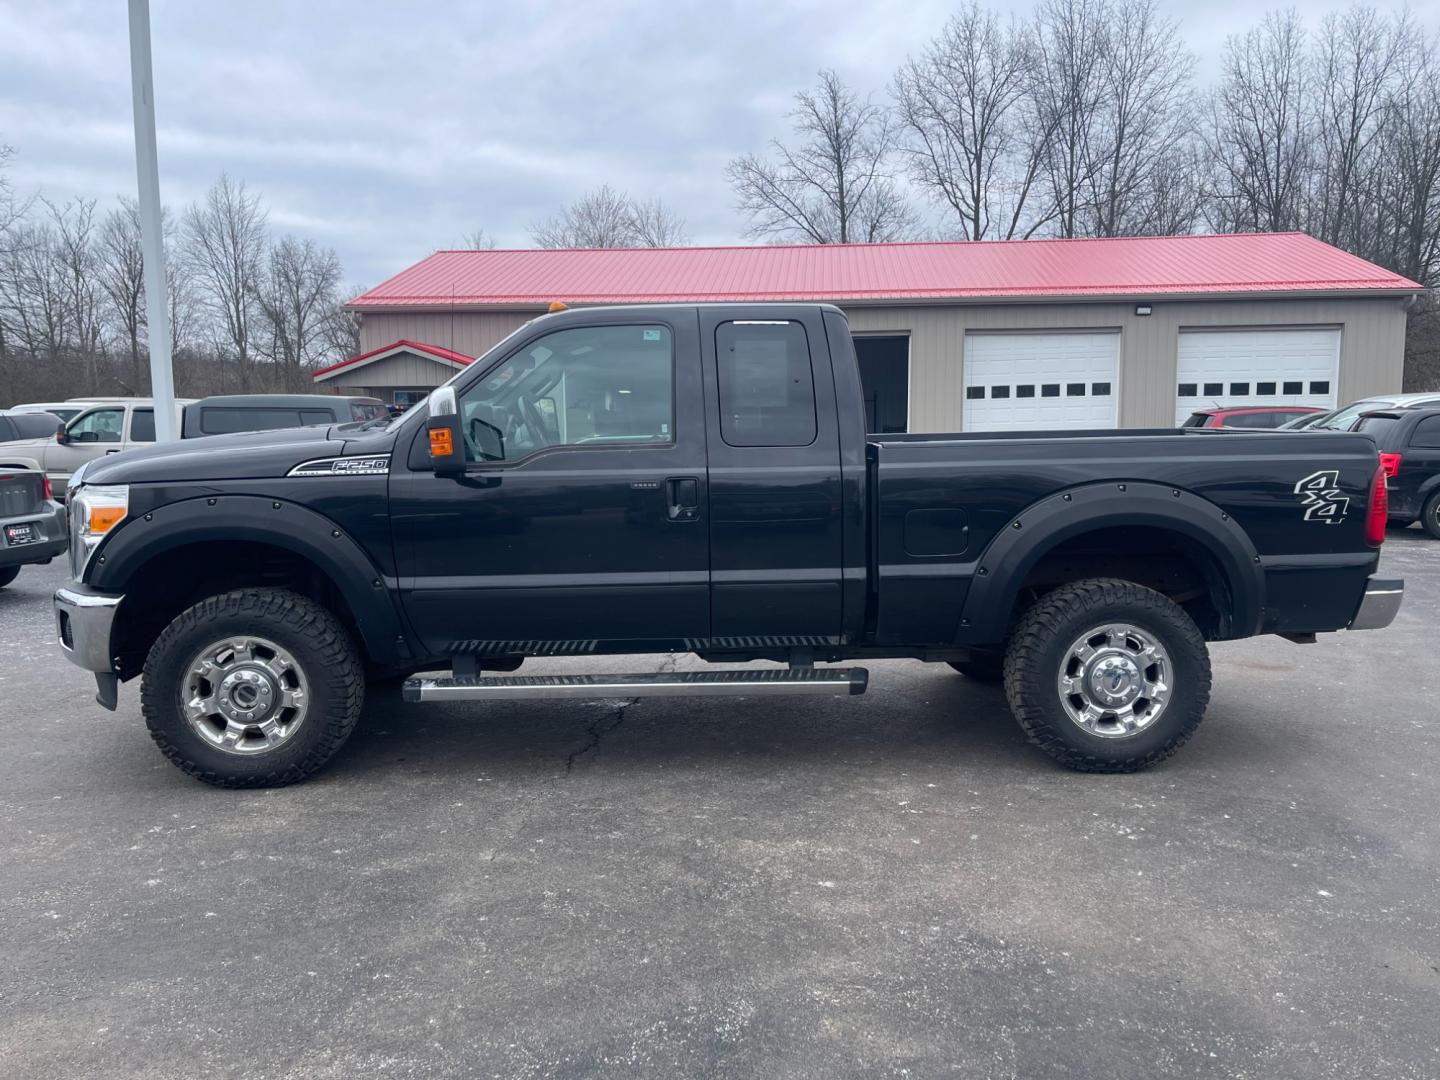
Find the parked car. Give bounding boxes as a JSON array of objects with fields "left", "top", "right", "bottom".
[
  {"left": 1353, "top": 407, "right": 1440, "bottom": 538},
  {"left": 1277, "top": 409, "right": 1341, "bottom": 430},
  {"left": 0, "top": 398, "right": 193, "bottom": 495},
  {"left": 1180, "top": 406, "right": 1325, "bottom": 429},
  {"left": 53, "top": 303, "right": 1403, "bottom": 788},
  {"left": 0, "top": 409, "right": 67, "bottom": 442},
  {"left": 6, "top": 401, "right": 103, "bottom": 425},
  {"left": 0, "top": 466, "right": 66, "bottom": 589},
  {"left": 181, "top": 395, "right": 389, "bottom": 438},
  {"left": 1311, "top": 391, "right": 1440, "bottom": 432}
]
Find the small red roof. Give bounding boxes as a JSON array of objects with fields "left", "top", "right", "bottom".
[
  {"left": 313, "top": 339, "right": 473, "bottom": 381},
  {"left": 347, "top": 233, "right": 1419, "bottom": 310}
]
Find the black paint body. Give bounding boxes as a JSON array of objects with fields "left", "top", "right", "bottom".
[{"left": 81, "top": 304, "right": 1386, "bottom": 674}]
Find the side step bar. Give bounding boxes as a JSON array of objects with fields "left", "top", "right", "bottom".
[{"left": 403, "top": 667, "right": 868, "bottom": 703}]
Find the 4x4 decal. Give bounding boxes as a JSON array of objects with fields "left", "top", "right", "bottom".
[{"left": 1294, "top": 470, "right": 1349, "bottom": 524}]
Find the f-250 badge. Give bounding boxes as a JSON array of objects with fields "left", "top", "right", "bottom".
[{"left": 1294, "top": 470, "right": 1349, "bottom": 524}]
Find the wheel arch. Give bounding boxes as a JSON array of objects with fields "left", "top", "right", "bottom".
[
  {"left": 88, "top": 495, "right": 413, "bottom": 677},
  {"left": 957, "top": 481, "right": 1264, "bottom": 645}
]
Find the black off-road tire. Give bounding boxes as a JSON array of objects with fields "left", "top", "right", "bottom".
[
  {"left": 0, "top": 566, "right": 19, "bottom": 589},
  {"left": 947, "top": 653, "right": 1005, "bottom": 683},
  {"left": 141, "top": 589, "right": 364, "bottom": 788},
  {"left": 1003, "top": 578, "right": 1211, "bottom": 773},
  {"left": 1421, "top": 491, "right": 1440, "bottom": 540}
]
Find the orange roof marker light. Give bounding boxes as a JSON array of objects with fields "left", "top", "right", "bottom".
[{"left": 548, "top": 301, "right": 569, "bottom": 313}]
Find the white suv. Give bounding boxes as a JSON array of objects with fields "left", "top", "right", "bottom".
[{"left": 1313, "top": 391, "right": 1440, "bottom": 432}]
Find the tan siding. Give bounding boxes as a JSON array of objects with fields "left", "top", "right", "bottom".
[
  {"left": 353, "top": 296, "right": 1408, "bottom": 431},
  {"left": 358, "top": 310, "right": 533, "bottom": 359}
]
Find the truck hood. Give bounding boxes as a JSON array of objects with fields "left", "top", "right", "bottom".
[{"left": 78, "top": 424, "right": 358, "bottom": 486}]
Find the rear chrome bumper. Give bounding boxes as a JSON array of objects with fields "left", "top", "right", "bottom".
[
  {"left": 1349, "top": 577, "right": 1404, "bottom": 631},
  {"left": 55, "top": 586, "right": 122, "bottom": 673}
]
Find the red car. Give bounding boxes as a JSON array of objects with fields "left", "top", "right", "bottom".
[{"left": 1180, "top": 406, "right": 1326, "bottom": 430}]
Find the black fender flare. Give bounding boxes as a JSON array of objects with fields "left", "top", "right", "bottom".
[
  {"left": 956, "top": 481, "right": 1265, "bottom": 644},
  {"left": 88, "top": 494, "right": 411, "bottom": 665}
]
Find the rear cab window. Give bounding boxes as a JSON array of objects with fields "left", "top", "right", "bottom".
[
  {"left": 715, "top": 320, "right": 817, "bottom": 447},
  {"left": 1409, "top": 415, "right": 1440, "bottom": 449},
  {"left": 1354, "top": 415, "right": 1401, "bottom": 443}
]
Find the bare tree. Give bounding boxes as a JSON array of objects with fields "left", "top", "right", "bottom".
[
  {"left": 461, "top": 228, "right": 497, "bottom": 249},
  {"left": 183, "top": 174, "right": 268, "bottom": 388},
  {"left": 728, "top": 69, "right": 914, "bottom": 243},
  {"left": 257, "top": 235, "right": 343, "bottom": 390},
  {"left": 531, "top": 185, "right": 637, "bottom": 248},
  {"left": 531, "top": 185, "right": 689, "bottom": 248},
  {"left": 1081, "top": 0, "right": 1195, "bottom": 235},
  {"left": 321, "top": 287, "right": 363, "bottom": 361},
  {"left": 1030, "top": 0, "right": 1110, "bottom": 237},
  {"left": 45, "top": 198, "right": 104, "bottom": 383},
  {"left": 1373, "top": 32, "right": 1440, "bottom": 288},
  {"left": 626, "top": 196, "right": 690, "bottom": 247},
  {"left": 96, "top": 198, "right": 147, "bottom": 390},
  {"left": 1206, "top": 10, "right": 1312, "bottom": 233},
  {"left": 894, "top": 5, "right": 1046, "bottom": 239}
]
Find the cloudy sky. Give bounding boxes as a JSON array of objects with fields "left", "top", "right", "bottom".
[{"left": 2, "top": 0, "right": 1435, "bottom": 287}]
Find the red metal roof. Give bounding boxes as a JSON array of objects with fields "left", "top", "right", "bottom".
[
  {"left": 312, "top": 338, "right": 473, "bottom": 380},
  {"left": 347, "top": 233, "right": 1419, "bottom": 310}
]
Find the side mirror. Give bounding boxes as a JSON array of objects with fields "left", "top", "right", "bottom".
[
  {"left": 427, "top": 387, "right": 465, "bottom": 478},
  {"left": 55, "top": 424, "right": 70, "bottom": 445}
]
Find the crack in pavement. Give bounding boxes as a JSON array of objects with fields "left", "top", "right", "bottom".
[{"left": 564, "top": 652, "right": 681, "bottom": 773}]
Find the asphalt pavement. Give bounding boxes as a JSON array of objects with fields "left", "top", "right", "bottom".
[{"left": 1, "top": 534, "right": 1437, "bottom": 1079}]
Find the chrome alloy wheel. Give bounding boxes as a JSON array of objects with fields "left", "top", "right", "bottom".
[
  {"left": 183, "top": 636, "right": 309, "bottom": 755},
  {"left": 1056, "top": 623, "right": 1172, "bottom": 739}
]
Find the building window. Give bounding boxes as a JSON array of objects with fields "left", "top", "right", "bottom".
[
  {"left": 1310, "top": 380, "right": 1330, "bottom": 395},
  {"left": 1230, "top": 382, "right": 1250, "bottom": 395},
  {"left": 1178, "top": 383, "right": 1197, "bottom": 397},
  {"left": 1017, "top": 384, "right": 1036, "bottom": 398},
  {"left": 1204, "top": 382, "right": 1223, "bottom": 396},
  {"left": 1257, "top": 382, "right": 1276, "bottom": 395},
  {"left": 1067, "top": 383, "right": 1085, "bottom": 396},
  {"left": 966, "top": 386, "right": 985, "bottom": 400},
  {"left": 1091, "top": 382, "right": 1111, "bottom": 396},
  {"left": 992, "top": 385, "right": 1011, "bottom": 399},
  {"left": 1283, "top": 381, "right": 1303, "bottom": 395},
  {"left": 1042, "top": 384, "right": 1060, "bottom": 397}
]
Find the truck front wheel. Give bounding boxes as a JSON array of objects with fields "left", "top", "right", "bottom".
[
  {"left": 141, "top": 589, "right": 365, "bottom": 788},
  {"left": 1003, "top": 578, "right": 1211, "bottom": 772}
]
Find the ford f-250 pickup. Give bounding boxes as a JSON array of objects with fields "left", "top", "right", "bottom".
[{"left": 53, "top": 303, "right": 1403, "bottom": 787}]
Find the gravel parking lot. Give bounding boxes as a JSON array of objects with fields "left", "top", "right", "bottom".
[{"left": 2, "top": 535, "right": 1437, "bottom": 1079}]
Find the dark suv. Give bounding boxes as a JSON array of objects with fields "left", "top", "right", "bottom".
[
  {"left": 1353, "top": 407, "right": 1440, "bottom": 538},
  {"left": 181, "top": 395, "right": 387, "bottom": 438}
]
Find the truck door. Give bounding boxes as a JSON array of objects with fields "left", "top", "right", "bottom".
[
  {"left": 389, "top": 311, "right": 711, "bottom": 657},
  {"left": 699, "top": 308, "right": 845, "bottom": 645}
]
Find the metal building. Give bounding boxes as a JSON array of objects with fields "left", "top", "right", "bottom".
[{"left": 320, "top": 233, "right": 1418, "bottom": 431}]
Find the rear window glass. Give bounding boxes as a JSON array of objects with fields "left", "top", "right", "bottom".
[
  {"left": 198, "top": 407, "right": 336, "bottom": 435},
  {"left": 715, "top": 320, "right": 817, "bottom": 447},
  {"left": 7, "top": 413, "right": 63, "bottom": 438},
  {"left": 1354, "top": 415, "right": 1400, "bottom": 440},
  {"left": 1181, "top": 413, "right": 1211, "bottom": 428},
  {"left": 1410, "top": 415, "right": 1440, "bottom": 448},
  {"left": 130, "top": 409, "right": 156, "bottom": 442}
]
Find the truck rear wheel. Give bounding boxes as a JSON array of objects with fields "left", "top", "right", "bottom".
[
  {"left": 1003, "top": 578, "right": 1211, "bottom": 772},
  {"left": 141, "top": 589, "right": 364, "bottom": 788}
]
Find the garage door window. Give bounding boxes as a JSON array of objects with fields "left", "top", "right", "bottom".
[{"left": 716, "top": 320, "right": 817, "bottom": 447}]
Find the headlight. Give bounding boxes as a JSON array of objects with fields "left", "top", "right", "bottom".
[{"left": 69, "top": 484, "right": 128, "bottom": 580}]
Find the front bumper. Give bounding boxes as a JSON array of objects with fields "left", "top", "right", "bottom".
[
  {"left": 55, "top": 585, "right": 123, "bottom": 673},
  {"left": 0, "top": 501, "right": 67, "bottom": 569},
  {"left": 1349, "top": 577, "right": 1404, "bottom": 631}
]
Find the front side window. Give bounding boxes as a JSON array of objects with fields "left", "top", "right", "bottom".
[
  {"left": 458, "top": 324, "right": 673, "bottom": 463},
  {"left": 67, "top": 408, "right": 124, "bottom": 443},
  {"left": 716, "top": 320, "right": 817, "bottom": 447}
]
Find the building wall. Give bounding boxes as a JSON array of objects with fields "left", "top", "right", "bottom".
[{"left": 354, "top": 296, "right": 1408, "bottom": 432}]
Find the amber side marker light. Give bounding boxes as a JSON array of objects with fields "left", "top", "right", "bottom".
[
  {"left": 430, "top": 428, "right": 454, "bottom": 456},
  {"left": 548, "top": 301, "right": 569, "bottom": 313}
]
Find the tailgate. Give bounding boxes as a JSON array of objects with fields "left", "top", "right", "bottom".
[{"left": 0, "top": 471, "right": 45, "bottom": 517}]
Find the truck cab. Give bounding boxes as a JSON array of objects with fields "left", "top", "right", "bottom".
[{"left": 53, "top": 304, "right": 1402, "bottom": 788}]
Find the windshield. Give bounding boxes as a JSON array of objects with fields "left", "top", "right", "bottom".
[{"left": 1314, "top": 400, "right": 1390, "bottom": 431}]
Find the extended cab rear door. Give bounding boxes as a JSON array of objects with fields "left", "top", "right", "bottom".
[{"left": 698, "top": 306, "right": 846, "bottom": 645}]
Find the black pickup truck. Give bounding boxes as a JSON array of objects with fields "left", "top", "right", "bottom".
[{"left": 54, "top": 303, "right": 1402, "bottom": 787}]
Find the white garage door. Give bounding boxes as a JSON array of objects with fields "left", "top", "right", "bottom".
[
  {"left": 1175, "top": 328, "right": 1339, "bottom": 423},
  {"left": 964, "top": 331, "right": 1119, "bottom": 432}
]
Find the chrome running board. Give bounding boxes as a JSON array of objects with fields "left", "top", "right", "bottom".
[{"left": 403, "top": 667, "right": 869, "bottom": 703}]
